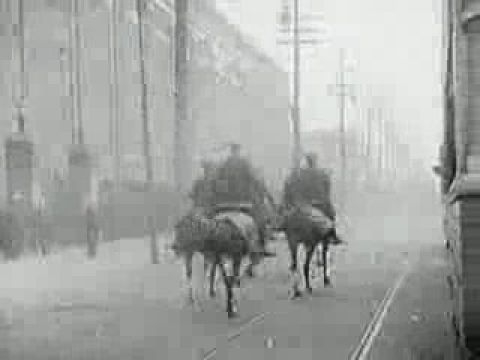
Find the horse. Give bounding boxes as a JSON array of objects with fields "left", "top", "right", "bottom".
[
  {"left": 209, "top": 202, "right": 275, "bottom": 280},
  {"left": 173, "top": 208, "right": 261, "bottom": 318},
  {"left": 277, "top": 204, "right": 342, "bottom": 298}
]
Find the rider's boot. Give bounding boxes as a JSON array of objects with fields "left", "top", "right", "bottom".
[{"left": 329, "top": 229, "right": 345, "bottom": 245}]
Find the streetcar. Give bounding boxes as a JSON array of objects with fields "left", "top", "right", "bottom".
[{"left": 438, "top": 0, "right": 480, "bottom": 355}]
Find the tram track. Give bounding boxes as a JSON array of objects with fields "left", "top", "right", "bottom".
[
  {"left": 199, "top": 244, "right": 412, "bottom": 360},
  {"left": 200, "top": 267, "right": 410, "bottom": 360},
  {"left": 348, "top": 262, "right": 411, "bottom": 360},
  {"left": 202, "top": 312, "right": 268, "bottom": 360}
]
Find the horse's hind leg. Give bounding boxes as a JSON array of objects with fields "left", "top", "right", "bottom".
[
  {"left": 304, "top": 245, "right": 315, "bottom": 294},
  {"left": 208, "top": 259, "right": 217, "bottom": 298},
  {"left": 219, "top": 262, "right": 237, "bottom": 318},
  {"left": 288, "top": 239, "right": 302, "bottom": 299},
  {"left": 322, "top": 244, "right": 332, "bottom": 287},
  {"left": 245, "top": 253, "right": 259, "bottom": 278},
  {"left": 184, "top": 253, "right": 195, "bottom": 305},
  {"left": 315, "top": 246, "right": 322, "bottom": 268}
]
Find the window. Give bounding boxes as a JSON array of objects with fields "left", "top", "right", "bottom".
[{"left": 465, "top": 16, "right": 480, "bottom": 33}]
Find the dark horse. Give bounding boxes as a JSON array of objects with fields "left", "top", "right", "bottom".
[
  {"left": 173, "top": 209, "right": 260, "bottom": 318},
  {"left": 277, "top": 204, "right": 342, "bottom": 298}
]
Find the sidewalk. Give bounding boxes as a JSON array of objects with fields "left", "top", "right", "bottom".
[{"left": 0, "top": 234, "right": 181, "bottom": 311}]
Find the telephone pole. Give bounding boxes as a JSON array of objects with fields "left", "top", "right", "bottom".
[
  {"left": 59, "top": 47, "right": 68, "bottom": 135},
  {"left": 338, "top": 49, "right": 346, "bottom": 198},
  {"left": 14, "top": 0, "right": 26, "bottom": 133},
  {"left": 366, "top": 107, "right": 373, "bottom": 167},
  {"left": 108, "top": 0, "right": 121, "bottom": 187},
  {"left": 136, "top": 0, "right": 158, "bottom": 264},
  {"left": 73, "top": 0, "right": 84, "bottom": 145},
  {"left": 328, "top": 48, "right": 355, "bottom": 210},
  {"left": 277, "top": 1, "right": 325, "bottom": 170},
  {"left": 174, "top": 0, "right": 193, "bottom": 195},
  {"left": 377, "top": 107, "right": 384, "bottom": 181},
  {"left": 66, "top": 0, "right": 76, "bottom": 144},
  {"left": 292, "top": 0, "right": 301, "bottom": 170}
]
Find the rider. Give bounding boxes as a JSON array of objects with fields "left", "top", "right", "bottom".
[
  {"left": 284, "top": 153, "right": 335, "bottom": 219},
  {"left": 213, "top": 143, "right": 276, "bottom": 256},
  {"left": 284, "top": 152, "right": 342, "bottom": 243}
]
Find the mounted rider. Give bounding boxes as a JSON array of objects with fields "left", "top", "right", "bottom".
[
  {"left": 283, "top": 152, "right": 342, "bottom": 244},
  {"left": 211, "top": 143, "right": 276, "bottom": 256},
  {"left": 284, "top": 153, "right": 336, "bottom": 219}
]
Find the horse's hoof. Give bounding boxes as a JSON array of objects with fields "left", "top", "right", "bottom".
[
  {"left": 209, "top": 290, "right": 216, "bottom": 298},
  {"left": 290, "top": 289, "right": 302, "bottom": 299},
  {"left": 324, "top": 278, "right": 332, "bottom": 287},
  {"left": 306, "top": 287, "right": 313, "bottom": 294},
  {"left": 228, "top": 309, "right": 238, "bottom": 319},
  {"left": 183, "top": 297, "right": 194, "bottom": 308},
  {"left": 246, "top": 268, "right": 255, "bottom": 278}
]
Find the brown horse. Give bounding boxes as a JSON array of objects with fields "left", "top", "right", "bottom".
[
  {"left": 277, "top": 205, "right": 342, "bottom": 298},
  {"left": 173, "top": 209, "right": 260, "bottom": 318}
]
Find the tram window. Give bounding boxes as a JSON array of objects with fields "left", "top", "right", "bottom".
[{"left": 465, "top": 17, "right": 480, "bottom": 33}]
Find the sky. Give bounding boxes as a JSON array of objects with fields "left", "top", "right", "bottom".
[{"left": 217, "top": 0, "right": 443, "bottom": 166}]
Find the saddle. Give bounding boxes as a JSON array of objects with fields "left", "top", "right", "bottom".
[
  {"left": 214, "top": 210, "right": 259, "bottom": 244},
  {"left": 297, "top": 204, "right": 334, "bottom": 236},
  {"left": 213, "top": 203, "right": 254, "bottom": 215}
]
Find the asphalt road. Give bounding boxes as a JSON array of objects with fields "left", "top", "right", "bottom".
[{"left": 0, "top": 195, "right": 454, "bottom": 360}]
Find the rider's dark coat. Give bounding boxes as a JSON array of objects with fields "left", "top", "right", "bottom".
[
  {"left": 283, "top": 166, "right": 335, "bottom": 220},
  {"left": 213, "top": 155, "right": 269, "bottom": 205},
  {"left": 190, "top": 175, "right": 216, "bottom": 210},
  {"left": 210, "top": 154, "right": 274, "bottom": 247}
]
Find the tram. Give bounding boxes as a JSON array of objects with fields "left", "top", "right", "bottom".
[{"left": 439, "top": 0, "right": 480, "bottom": 355}]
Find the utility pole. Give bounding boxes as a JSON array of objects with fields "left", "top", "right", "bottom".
[
  {"left": 338, "top": 49, "right": 346, "bottom": 200},
  {"left": 135, "top": 0, "right": 158, "bottom": 265},
  {"left": 59, "top": 47, "right": 69, "bottom": 134},
  {"left": 15, "top": 0, "right": 26, "bottom": 133},
  {"left": 366, "top": 107, "right": 373, "bottom": 167},
  {"left": 278, "top": 1, "right": 325, "bottom": 170},
  {"left": 377, "top": 107, "right": 384, "bottom": 181},
  {"left": 328, "top": 48, "right": 354, "bottom": 210},
  {"left": 292, "top": 0, "right": 301, "bottom": 170},
  {"left": 174, "top": 0, "right": 193, "bottom": 195},
  {"left": 67, "top": 0, "right": 76, "bottom": 144},
  {"left": 108, "top": 0, "right": 121, "bottom": 187},
  {"left": 73, "top": 0, "right": 84, "bottom": 145}
]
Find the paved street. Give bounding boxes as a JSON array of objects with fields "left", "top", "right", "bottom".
[
  {"left": 367, "top": 238, "right": 458, "bottom": 359},
  {"left": 0, "top": 198, "right": 455, "bottom": 360}
]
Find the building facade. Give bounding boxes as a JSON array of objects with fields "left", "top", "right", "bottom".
[{"left": 0, "top": 0, "right": 291, "bottom": 196}]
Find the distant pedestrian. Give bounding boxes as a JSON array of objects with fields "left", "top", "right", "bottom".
[
  {"left": 33, "top": 206, "right": 48, "bottom": 257},
  {"left": 85, "top": 198, "right": 99, "bottom": 258}
]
